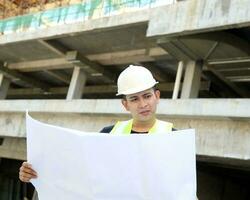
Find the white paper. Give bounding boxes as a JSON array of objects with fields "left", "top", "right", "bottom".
[{"left": 26, "top": 113, "right": 197, "bottom": 200}]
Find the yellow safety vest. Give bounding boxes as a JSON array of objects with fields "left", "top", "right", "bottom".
[{"left": 110, "top": 119, "right": 173, "bottom": 134}]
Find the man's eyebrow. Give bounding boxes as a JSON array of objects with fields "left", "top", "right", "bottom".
[
  {"left": 143, "top": 92, "right": 152, "bottom": 96},
  {"left": 127, "top": 95, "right": 138, "bottom": 99}
]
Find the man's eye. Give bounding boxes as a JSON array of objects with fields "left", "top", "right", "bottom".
[
  {"left": 130, "top": 98, "right": 137, "bottom": 102},
  {"left": 145, "top": 95, "right": 152, "bottom": 99}
]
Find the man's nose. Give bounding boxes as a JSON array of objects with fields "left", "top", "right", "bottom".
[{"left": 138, "top": 98, "right": 147, "bottom": 108}]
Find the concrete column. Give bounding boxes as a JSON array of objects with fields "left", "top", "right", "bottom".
[
  {"left": 181, "top": 60, "right": 202, "bottom": 98},
  {"left": 172, "top": 61, "right": 184, "bottom": 99},
  {"left": 0, "top": 74, "right": 10, "bottom": 99},
  {"left": 66, "top": 66, "right": 87, "bottom": 100}
]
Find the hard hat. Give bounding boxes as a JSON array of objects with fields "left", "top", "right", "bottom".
[{"left": 116, "top": 65, "right": 158, "bottom": 96}]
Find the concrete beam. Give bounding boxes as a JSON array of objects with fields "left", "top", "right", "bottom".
[
  {"left": 66, "top": 66, "right": 87, "bottom": 100},
  {"left": 217, "top": 67, "right": 250, "bottom": 72},
  {"left": 0, "top": 99, "right": 248, "bottom": 117},
  {"left": 8, "top": 85, "right": 115, "bottom": 96},
  {"left": 227, "top": 76, "right": 250, "bottom": 82},
  {"left": 148, "top": 0, "right": 250, "bottom": 37},
  {"left": 66, "top": 51, "right": 115, "bottom": 82},
  {"left": 0, "top": 9, "right": 151, "bottom": 45},
  {"left": 157, "top": 31, "right": 250, "bottom": 63},
  {"left": 89, "top": 47, "right": 168, "bottom": 65},
  {"left": 44, "top": 70, "right": 71, "bottom": 84},
  {"left": 181, "top": 60, "right": 202, "bottom": 98},
  {"left": 0, "top": 62, "right": 50, "bottom": 91},
  {"left": 203, "top": 65, "right": 250, "bottom": 98},
  {"left": 7, "top": 81, "right": 211, "bottom": 97},
  {"left": 157, "top": 38, "right": 200, "bottom": 61},
  {"left": 140, "top": 62, "right": 173, "bottom": 82},
  {"left": 220, "top": 70, "right": 250, "bottom": 77},
  {"left": 0, "top": 74, "right": 10, "bottom": 99},
  {"left": 37, "top": 39, "right": 67, "bottom": 57},
  {"left": 6, "top": 46, "right": 120, "bottom": 85},
  {"left": 0, "top": 105, "right": 249, "bottom": 166},
  {"left": 172, "top": 61, "right": 184, "bottom": 99},
  {"left": 36, "top": 39, "right": 117, "bottom": 85},
  {"left": 208, "top": 57, "right": 250, "bottom": 65},
  {"left": 7, "top": 47, "right": 168, "bottom": 72},
  {"left": 8, "top": 58, "right": 73, "bottom": 72}
]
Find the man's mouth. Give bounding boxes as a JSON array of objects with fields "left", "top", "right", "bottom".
[{"left": 139, "top": 110, "right": 151, "bottom": 116}]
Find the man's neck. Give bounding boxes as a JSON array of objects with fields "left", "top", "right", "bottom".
[{"left": 132, "top": 119, "right": 156, "bottom": 133}]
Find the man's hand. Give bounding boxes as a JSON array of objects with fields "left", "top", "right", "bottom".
[{"left": 19, "top": 162, "right": 37, "bottom": 182}]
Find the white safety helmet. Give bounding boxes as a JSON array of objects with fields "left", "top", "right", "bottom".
[{"left": 116, "top": 65, "right": 158, "bottom": 96}]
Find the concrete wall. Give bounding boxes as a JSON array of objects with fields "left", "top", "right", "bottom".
[{"left": 148, "top": 0, "right": 250, "bottom": 37}]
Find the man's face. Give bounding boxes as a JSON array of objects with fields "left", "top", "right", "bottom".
[{"left": 121, "top": 88, "right": 160, "bottom": 123}]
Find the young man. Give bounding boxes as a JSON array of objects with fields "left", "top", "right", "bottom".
[
  {"left": 100, "top": 65, "right": 174, "bottom": 134},
  {"left": 19, "top": 65, "right": 175, "bottom": 182}
]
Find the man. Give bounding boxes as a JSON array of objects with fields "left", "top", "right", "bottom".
[
  {"left": 100, "top": 64, "right": 175, "bottom": 134},
  {"left": 19, "top": 65, "right": 175, "bottom": 182}
]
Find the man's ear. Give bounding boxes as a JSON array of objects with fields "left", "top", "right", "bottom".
[
  {"left": 121, "top": 99, "right": 130, "bottom": 111},
  {"left": 155, "top": 90, "right": 160, "bottom": 103}
]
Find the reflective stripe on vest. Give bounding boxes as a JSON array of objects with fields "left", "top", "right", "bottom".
[{"left": 110, "top": 119, "right": 173, "bottom": 134}]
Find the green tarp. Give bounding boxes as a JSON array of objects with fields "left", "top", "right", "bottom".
[{"left": 0, "top": 0, "right": 163, "bottom": 34}]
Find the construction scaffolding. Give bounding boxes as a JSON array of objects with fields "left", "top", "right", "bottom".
[{"left": 0, "top": 0, "right": 174, "bottom": 34}]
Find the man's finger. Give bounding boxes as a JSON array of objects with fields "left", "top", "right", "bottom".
[
  {"left": 20, "top": 163, "right": 37, "bottom": 175},
  {"left": 20, "top": 166, "right": 37, "bottom": 176},
  {"left": 22, "top": 162, "right": 33, "bottom": 168},
  {"left": 19, "top": 176, "right": 31, "bottom": 182},
  {"left": 19, "top": 170, "right": 37, "bottom": 178},
  {"left": 19, "top": 173, "right": 35, "bottom": 182}
]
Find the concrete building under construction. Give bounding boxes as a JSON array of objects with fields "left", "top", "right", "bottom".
[{"left": 0, "top": 0, "right": 250, "bottom": 199}]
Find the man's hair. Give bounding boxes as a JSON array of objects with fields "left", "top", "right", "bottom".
[{"left": 121, "top": 86, "right": 159, "bottom": 100}]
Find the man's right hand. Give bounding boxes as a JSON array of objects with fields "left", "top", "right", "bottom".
[{"left": 19, "top": 162, "right": 37, "bottom": 182}]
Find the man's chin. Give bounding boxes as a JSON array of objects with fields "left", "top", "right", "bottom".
[{"left": 137, "top": 115, "right": 154, "bottom": 122}]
